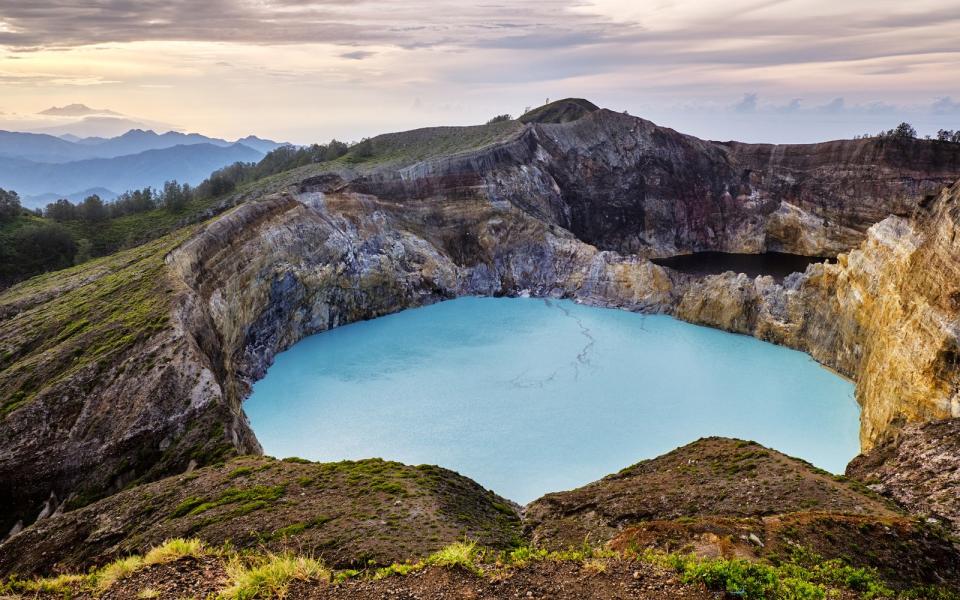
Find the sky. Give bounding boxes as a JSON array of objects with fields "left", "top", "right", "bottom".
[{"left": 0, "top": 0, "right": 958, "bottom": 144}]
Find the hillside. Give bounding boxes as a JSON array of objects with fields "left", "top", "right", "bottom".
[
  {"left": 3, "top": 440, "right": 958, "bottom": 598},
  {"left": 3, "top": 100, "right": 960, "bottom": 597}
]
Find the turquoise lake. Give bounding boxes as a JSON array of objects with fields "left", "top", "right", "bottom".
[{"left": 245, "top": 297, "right": 859, "bottom": 503}]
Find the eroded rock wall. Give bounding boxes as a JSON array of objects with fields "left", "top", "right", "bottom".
[
  {"left": 674, "top": 181, "right": 960, "bottom": 449},
  {"left": 3, "top": 107, "right": 960, "bottom": 534}
]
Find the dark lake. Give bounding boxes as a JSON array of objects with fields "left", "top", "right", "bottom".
[{"left": 652, "top": 252, "right": 834, "bottom": 281}]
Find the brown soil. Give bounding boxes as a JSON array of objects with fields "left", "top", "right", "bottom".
[
  {"left": 609, "top": 513, "right": 960, "bottom": 590},
  {"left": 15, "top": 557, "right": 713, "bottom": 600},
  {"left": 0, "top": 456, "right": 521, "bottom": 577},
  {"left": 525, "top": 437, "right": 900, "bottom": 549}
]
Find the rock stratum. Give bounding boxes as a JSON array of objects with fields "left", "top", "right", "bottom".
[{"left": 2, "top": 100, "right": 960, "bottom": 589}]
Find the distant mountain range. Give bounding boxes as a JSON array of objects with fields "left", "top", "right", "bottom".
[
  {"left": 2, "top": 143, "right": 267, "bottom": 209},
  {"left": 0, "top": 128, "right": 284, "bottom": 163},
  {"left": 0, "top": 127, "right": 288, "bottom": 208}
]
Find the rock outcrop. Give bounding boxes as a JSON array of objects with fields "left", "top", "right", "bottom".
[
  {"left": 847, "top": 417, "right": 960, "bottom": 534},
  {"left": 673, "top": 180, "right": 960, "bottom": 448},
  {"left": 2, "top": 100, "right": 960, "bottom": 540}
]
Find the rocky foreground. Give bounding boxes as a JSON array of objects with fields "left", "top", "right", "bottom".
[
  {"left": 2, "top": 439, "right": 958, "bottom": 598},
  {"left": 2, "top": 100, "right": 960, "bottom": 595}
]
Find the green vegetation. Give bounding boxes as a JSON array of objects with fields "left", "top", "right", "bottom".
[
  {"left": 339, "top": 120, "right": 522, "bottom": 167},
  {"left": 5, "top": 538, "right": 958, "bottom": 599},
  {"left": 0, "top": 230, "right": 191, "bottom": 417},
  {"left": 220, "top": 553, "right": 329, "bottom": 600},
  {"left": 143, "top": 538, "right": 206, "bottom": 565},
  {"left": 1, "top": 538, "right": 206, "bottom": 596},
  {"left": 0, "top": 140, "right": 351, "bottom": 289},
  {"left": 170, "top": 485, "right": 286, "bottom": 518}
]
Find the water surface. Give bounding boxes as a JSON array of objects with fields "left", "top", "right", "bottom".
[
  {"left": 245, "top": 297, "right": 858, "bottom": 503},
  {"left": 652, "top": 252, "right": 834, "bottom": 281}
]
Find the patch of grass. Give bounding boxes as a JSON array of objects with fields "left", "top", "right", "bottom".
[
  {"left": 137, "top": 587, "right": 161, "bottom": 598},
  {"left": 228, "top": 467, "right": 254, "bottom": 479},
  {"left": 219, "top": 553, "right": 329, "bottom": 599},
  {"left": 170, "top": 485, "right": 286, "bottom": 519},
  {"left": 2, "top": 573, "right": 89, "bottom": 595},
  {"left": 425, "top": 541, "right": 483, "bottom": 575},
  {"left": 0, "top": 230, "right": 191, "bottom": 419},
  {"left": 374, "top": 561, "right": 424, "bottom": 580},
  {"left": 143, "top": 538, "right": 205, "bottom": 565},
  {"left": 171, "top": 496, "right": 209, "bottom": 518},
  {"left": 339, "top": 120, "right": 523, "bottom": 168},
  {"left": 93, "top": 555, "right": 145, "bottom": 591},
  {"left": 644, "top": 547, "right": 900, "bottom": 600}
]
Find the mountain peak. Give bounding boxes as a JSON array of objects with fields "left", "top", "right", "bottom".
[{"left": 519, "top": 98, "right": 600, "bottom": 124}]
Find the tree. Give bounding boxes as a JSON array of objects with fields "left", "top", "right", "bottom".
[
  {"left": 74, "top": 238, "right": 94, "bottom": 265},
  {"left": 486, "top": 114, "right": 512, "bottom": 124},
  {"left": 78, "top": 194, "right": 107, "bottom": 222},
  {"left": 937, "top": 129, "right": 960, "bottom": 143},
  {"left": 0, "top": 188, "right": 21, "bottom": 222},
  {"left": 351, "top": 137, "right": 375, "bottom": 160},
  {"left": 11, "top": 223, "right": 78, "bottom": 275},
  {"left": 881, "top": 122, "right": 917, "bottom": 139},
  {"left": 323, "top": 139, "right": 349, "bottom": 161},
  {"left": 162, "top": 180, "right": 191, "bottom": 213},
  {"left": 45, "top": 198, "right": 78, "bottom": 221}
]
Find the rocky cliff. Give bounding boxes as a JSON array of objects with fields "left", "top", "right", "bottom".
[{"left": 2, "top": 99, "right": 960, "bottom": 542}]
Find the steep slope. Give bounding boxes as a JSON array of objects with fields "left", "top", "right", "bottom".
[
  {"left": 673, "top": 180, "right": 960, "bottom": 448},
  {"left": 847, "top": 417, "right": 960, "bottom": 533},
  {"left": 2, "top": 101, "right": 960, "bottom": 542}
]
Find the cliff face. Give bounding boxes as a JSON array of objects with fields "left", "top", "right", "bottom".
[
  {"left": 2, "top": 103, "right": 960, "bottom": 537},
  {"left": 673, "top": 181, "right": 960, "bottom": 448}
]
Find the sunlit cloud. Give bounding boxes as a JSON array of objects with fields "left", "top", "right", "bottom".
[{"left": 0, "top": 0, "right": 957, "bottom": 143}]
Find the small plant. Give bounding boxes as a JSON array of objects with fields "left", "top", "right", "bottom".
[
  {"left": 374, "top": 561, "right": 424, "bottom": 579},
  {"left": 219, "top": 553, "right": 329, "bottom": 599},
  {"left": 426, "top": 541, "right": 482, "bottom": 574},
  {"left": 137, "top": 587, "right": 161, "bottom": 598},
  {"left": 94, "top": 555, "right": 145, "bottom": 591},
  {"left": 143, "top": 538, "right": 205, "bottom": 565},
  {"left": 506, "top": 545, "right": 548, "bottom": 566}
]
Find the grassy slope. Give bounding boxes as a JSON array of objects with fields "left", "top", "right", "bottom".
[
  {"left": 0, "top": 456, "right": 523, "bottom": 576},
  {"left": 340, "top": 120, "right": 525, "bottom": 169},
  {"left": 0, "top": 229, "right": 191, "bottom": 416}
]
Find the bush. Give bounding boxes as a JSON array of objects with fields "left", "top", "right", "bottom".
[{"left": 486, "top": 114, "right": 513, "bottom": 124}]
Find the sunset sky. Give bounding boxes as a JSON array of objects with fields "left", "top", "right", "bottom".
[{"left": 1, "top": 0, "right": 958, "bottom": 144}]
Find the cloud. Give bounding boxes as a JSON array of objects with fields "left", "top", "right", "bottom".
[
  {"left": 734, "top": 93, "right": 758, "bottom": 113},
  {"left": 340, "top": 50, "right": 376, "bottom": 60},
  {"left": 818, "top": 98, "right": 846, "bottom": 113},
  {"left": 932, "top": 96, "right": 960, "bottom": 114}
]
